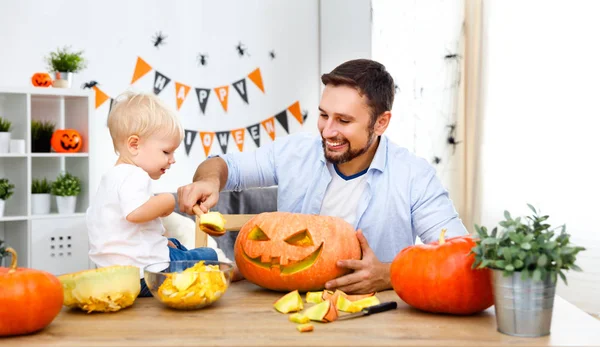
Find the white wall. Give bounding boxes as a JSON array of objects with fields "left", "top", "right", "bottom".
[
  {"left": 479, "top": 0, "right": 600, "bottom": 314},
  {"left": 0, "top": 0, "right": 320, "bottom": 194}
]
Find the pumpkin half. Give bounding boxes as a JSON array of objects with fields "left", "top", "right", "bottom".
[
  {"left": 390, "top": 229, "right": 494, "bottom": 315},
  {"left": 51, "top": 129, "right": 82, "bottom": 153},
  {"left": 234, "top": 212, "right": 361, "bottom": 292}
]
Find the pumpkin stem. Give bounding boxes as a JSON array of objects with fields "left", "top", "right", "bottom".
[
  {"left": 6, "top": 247, "right": 17, "bottom": 273},
  {"left": 439, "top": 229, "right": 447, "bottom": 245}
]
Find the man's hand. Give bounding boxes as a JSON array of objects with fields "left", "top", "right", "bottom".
[
  {"left": 325, "top": 230, "right": 392, "bottom": 294},
  {"left": 177, "top": 179, "right": 220, "bottom": 216}
]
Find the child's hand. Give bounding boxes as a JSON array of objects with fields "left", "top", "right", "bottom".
[{"left": 168, "top": 240, "right": 177, "bottom": 248}]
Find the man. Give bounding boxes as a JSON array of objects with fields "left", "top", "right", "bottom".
[{"left": 177, "top": 59, "right": 467, "bottom": 293}]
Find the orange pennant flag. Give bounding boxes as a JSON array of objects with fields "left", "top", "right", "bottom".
[
  {"left": 231, "top": 128, "right": 245, "bottom": 152},
  {"left": 175, "top": 82, "right": 191, "bottom": 110},
  {"left": 93, "top": 85, "right": 110, "bottom": 109},
  {"left": 261, "top": 117, "right": 276, "bottom": 141},
  {"left": 248, "top": 68, "right": 265, "bottom": 93},
  {"left": 131, "top": 57, "right": 152, "bottom": 84},
  {"left": 214, "top": 86, "right": 229, "bottom": 112},
  {"left": 199, "top": 132, "right": 215, "bottom": 158},
  {"left": 287, "top": 101, "right": 303, "bottom": 124}
]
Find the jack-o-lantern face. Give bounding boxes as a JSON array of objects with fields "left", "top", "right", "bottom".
[
  {"left": 31, "top": 73, "right": 53, "bottom": 87},
  {"left": 234, "top": 212, "right": 361, "bottom": 292},
  {"left": 50, "top": 129, "right": 82, "bottom": 153}
]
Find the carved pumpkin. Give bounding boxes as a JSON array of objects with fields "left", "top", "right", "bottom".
[
  {"left": 234, "top": 212, "right": 362, "bottom": 292},
  {"left": 390, "top": 229, "right": 494, "bottom": 315},
  {"left": 31, "top": 73, "right": 53, "bottom": 87},
  {"left": 0, "top": 247, "right": 63, "bottom": 336},
  {"left": 51, "top": 129, "right": 82, "bottom": 153}
]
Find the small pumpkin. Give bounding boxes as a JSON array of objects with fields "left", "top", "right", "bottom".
[
  {"left": 390, "top": 229, "right": 494, "bottom": 315},
  {"left": 234, "top": 212, "right": 362, "bottom": 292},
  {"left": 0, "top": 247, "right": 64, "bottom": 336},
  {"left": 51, "top": 129, "right": 82, "bottom": 153},
  {"left": 31, "top": 72, "right": 53, "bottom": 87}
]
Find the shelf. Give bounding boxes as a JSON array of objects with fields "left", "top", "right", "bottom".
[
  {"left": 0, "top": 154, "right": 27, "bottom": 158},
  {"left": 31, "top": 153, "right": 89, "bottom": 157},
  {"left": 0, "top": 87, "right": 93, "bottom": 98},
  {"left": 29, "top": 212, "right": 86, "bottom": 220},
  {"left": 0, "top": 216, "right": 28, "bottom": 222}
]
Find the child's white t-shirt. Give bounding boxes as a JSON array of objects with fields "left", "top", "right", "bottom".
[{"left": 87, "top": 164, "right": 169, "bottom": 278}]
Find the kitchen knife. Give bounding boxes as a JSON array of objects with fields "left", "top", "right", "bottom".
[{"left": 337, "top": 301, "right": 398, "bottom": 320}]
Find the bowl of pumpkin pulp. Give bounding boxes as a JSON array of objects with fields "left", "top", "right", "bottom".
[{"left": 144, "top": 260, "right": 233, "bottom": 310}]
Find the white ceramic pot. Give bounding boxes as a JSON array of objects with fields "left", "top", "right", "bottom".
[
  {"left": 32, "top": 193, "right": 51, "bottom": 215},
  {"left": 0, "top": 132, "right": 10, "bottom": 153},
  {"left": 0, "top": 199, "right": 5, "bottom": 217},
  {"left": 56, "top": 195, "right": 77, "bottom": 214},
  {"left": 53, "top": 72, "right": 73, "bottom": 88}
]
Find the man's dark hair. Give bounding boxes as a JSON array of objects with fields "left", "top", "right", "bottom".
[{"left": 321, "top": 59, "right": 395, "bottom": 127}]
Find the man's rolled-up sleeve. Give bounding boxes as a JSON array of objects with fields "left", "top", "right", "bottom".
[{"left": 218, "top": 140, "right": 278, "bottom": 192}]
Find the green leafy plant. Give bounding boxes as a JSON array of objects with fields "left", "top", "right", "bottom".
[
  {"left": 51, "top": 172, "right": 81, "bottom": 197},
  {"left": 32, "top": 178, "right": 52, "bottom": 194},
  {"left": 0, "top": 178, "right": 15, "bottom": 201},
  {"left": 0, "top": 117, "right": 11, "bottom": 132},
  {"left": 45, "top": 46, "right": 87, "bottom": 73},
  {"left": 31, "top": 120, "right": 55, "bottom": 141},
  {"left": 471, "top": 204, "right": 585, "bottom": 285}
]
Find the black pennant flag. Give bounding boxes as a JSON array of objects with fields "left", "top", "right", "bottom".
[
  {"left": 303, "top": 110, "right": 308, "bottom": 122},
  {"left": 232, "top": 78, "right": 249, "bottom": 104},
  {"left": 109, "top": 98, "right": 115, "bottom": 114},
  {"left": 275, "top": 110, "right": 289, "bottom": 133},
  {"left": 215, "top": 131, "right": 230, "bottom": 154},
  {"left": 246, "top": 124, "right": 261, "bottom": 148},
  {"left": 195, "top": 88, "right": 211, "bottom": 114},
  {"left": 183, "top": 130, "right": 197, "bottom": 156},
  {"left": 153, "top": 71, "right": 171, "bottom": 95}
]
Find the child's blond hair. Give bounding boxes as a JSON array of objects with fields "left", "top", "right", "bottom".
[{"left": 107, "top": 91, "right": 184, "bottom": 154}]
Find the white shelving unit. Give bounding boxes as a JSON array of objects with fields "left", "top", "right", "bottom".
[{"left": 0, "top": 87, "right": 94, "bottom": 275}]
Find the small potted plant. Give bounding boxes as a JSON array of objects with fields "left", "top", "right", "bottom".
[
  {"left": 31, "top": 178, "right": 52, "bottom": 215},
  {"left": 0, "top": 117, "right": 12, "bottom": 153},
  {"left": 471, "top": 204, "right": 585, "bottom": 337},
  {"left": 31, "top": 120, "right": 55, "bottom": 153},
  {"left": 0, "top": 178, "right": 15, "bottom": 217},
  {"left": 45, "top": 46, "right": 87, "bottom": 88},
  {"left": 51, "top": 172, "right": 81, "bottom": 214}
]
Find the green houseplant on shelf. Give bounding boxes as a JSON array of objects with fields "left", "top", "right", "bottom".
[
  {"left": 0, "top": 178, "right": 15, "bottom": 217},
  {"left": 51, "top": 172, "right": 81, "bottom": 214},
  {"left": 471, "top": 204, "right": 585, "bottom": 337},
  {"left": 31, "top": 120, "right": 55, "bottom": 153},
  {"left": 31, "top": 178, "right": 53, "bottom": 215},
  {"left": 45, "top": 46, "right": 87, "bottom": 88},
  {"left": 0, "top": 117, "right": 12, "bottom": 153}
]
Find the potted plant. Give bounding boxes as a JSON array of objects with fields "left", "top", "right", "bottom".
[
  {"left": 31, "top": 120, "right": 55, "bottom": 153},
  {"left": 31, "top": 178, "right": 52, "bottom": 215},
  {"left": 51, "top": 172, "right": 81, "bottom": 214},
  {"left": 0, "top": 178, "right": 15, "bottom": 217},
  {"left": 0, "top": 117, "right": 12, "bottom": 153},
  {"left": 471, "top": 204, "right": 585, "bottom": 337},
  {"left": 44, "top": 46, "right": 87, "bottom": 88}
]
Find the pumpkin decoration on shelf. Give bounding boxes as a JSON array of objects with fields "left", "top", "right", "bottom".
[
  {"left": 234, "top": 212, "right": 362, "bottom": 292},
  {"left": 51, "top": 129, "right": 82, "bottom": 153},
  {"left": 31, "top": 72, "right": 53, "bottom": 87},
  {"left": 390, "top": 229, "right": 494, "bottom": 315},
  {"left": 0, "top": 245, "right": 64, "bottom": 336}
]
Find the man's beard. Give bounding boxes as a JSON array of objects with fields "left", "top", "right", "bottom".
[{"left": 322, "top": 127, "right": 376, "bottom": 165}]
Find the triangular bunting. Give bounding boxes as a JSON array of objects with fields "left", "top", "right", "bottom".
[
  {"left": 153, "top": 71, "right": 171, "bottom": 95},
  {"left": 195, "top": 88, "right": 211, "bottom": 114},
  {"left": 214, "top": 86, "right": 229, "bottom": 112},
  {"left": 183, "top": 130, "right": 197, "bottom": 156},
  {"left": 246, "top": 124, "right": 261, "bottom": 148},
  {"left": 93, "top": 86, "right": 110, "bottom": 109},
  {"left": 199, "top": 132, "right": 215, "bottom": 157},
  {"left": 231, "top": 128, "right": 245, "bottom": 152},
  {"left": 303, "top": 110, "right": 308, "bottom": 122},
  {"left": 109, "top": 98, "right": 115, "bottom": 114},
  {"left": 175, "top": 82, "right": 191, "bottom": 110},
  {"left": 232, "top": 78, "right": 249, "bottom": 104},
  {"left": 248, "top": 68, "right": 265, "bottom": 93},
  {"left": 287, "top": 101, "right": 303, "bottom": 124},
  {"left": 215, "top": 131, "right": 230, "bottom": 154},
  {"left": 131, "top": 57, "right": 153, "bottom": 84},
  {"left": 261, "top": 117, "right": 276, "bottom": 141},
  {"left": 274, "top": 110, "right": 289, "bottom": 133}
]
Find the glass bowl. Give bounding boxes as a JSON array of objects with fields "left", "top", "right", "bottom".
[{"left": 143, "top": 260, "right": 233, "bottom": 310}]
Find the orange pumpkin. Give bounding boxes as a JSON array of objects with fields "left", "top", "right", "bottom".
[
  {"left": 31, "top": 73, "right": 53, "bottom": 87},
  {"left": 390, "top": 229, "right": 494, "bottom": 315},
  {"left": 234, "top": 212, "right": 361, "bottom": 292},
  {"left": 51, "top": 129, "right": 82, "bottom": 153},
  {"left": 0, "top": 247, "right": 64, "bottom": 336}
]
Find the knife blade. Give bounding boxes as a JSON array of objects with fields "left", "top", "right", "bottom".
[{"left": 338, "top": 301, "right": 398, "bottom": 320}]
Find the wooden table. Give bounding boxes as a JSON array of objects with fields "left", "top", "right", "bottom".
[{"left": 5, "top": 280, "right": 600, "bottom": 346}]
